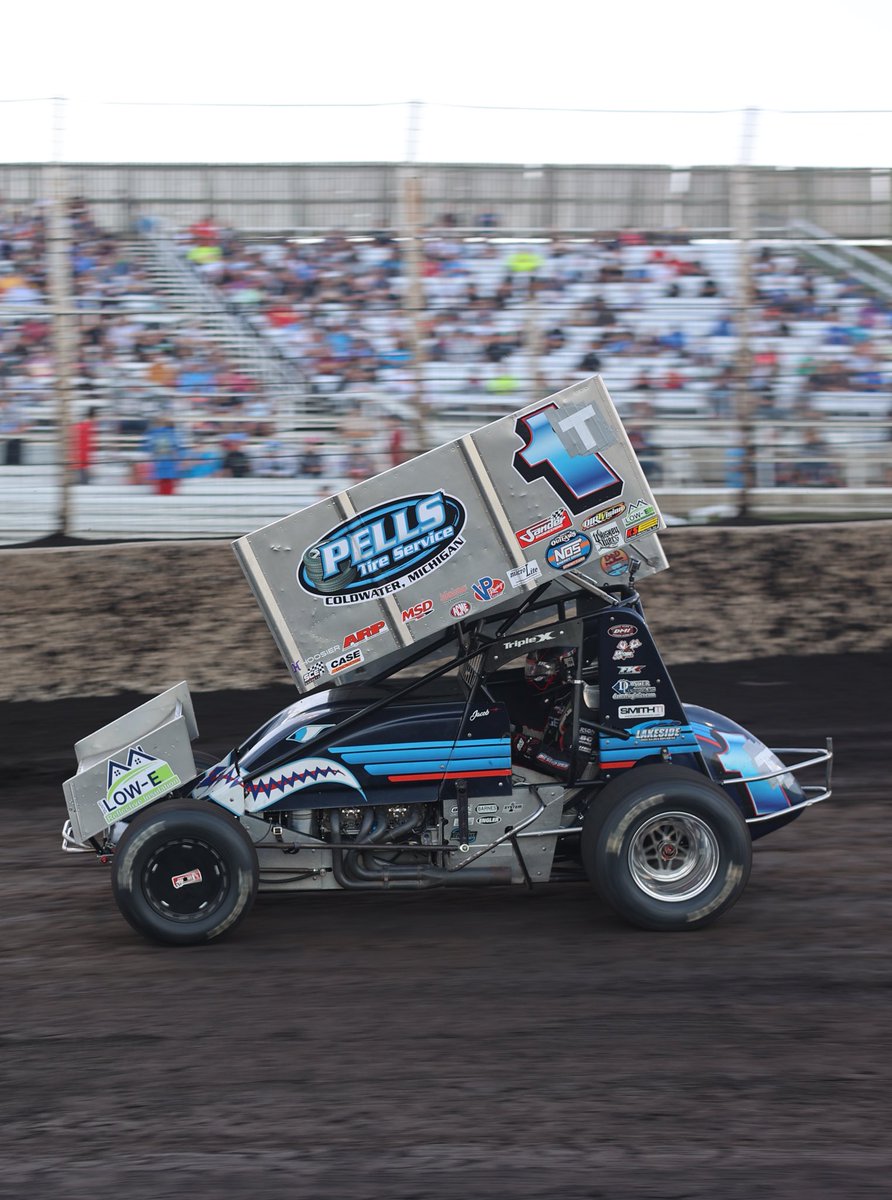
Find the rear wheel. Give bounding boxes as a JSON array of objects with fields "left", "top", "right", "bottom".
[
  {"left": 581, "top": 764, "right": 752, "bottom": 931},
  {"left": 111, "top": 800, "right": 258, "bottom": 946}
]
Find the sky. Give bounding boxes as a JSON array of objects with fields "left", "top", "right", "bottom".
[{"left": 2, "top": 0, "right": 891, "bottom": 167}]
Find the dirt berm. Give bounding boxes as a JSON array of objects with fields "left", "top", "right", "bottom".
[{"left": 1, "top": 519, "right": 889, "bottom": 703}]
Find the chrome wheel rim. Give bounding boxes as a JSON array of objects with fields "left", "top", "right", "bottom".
[{"left": 627, "top": 811, "right": 720, "bottom": 902}]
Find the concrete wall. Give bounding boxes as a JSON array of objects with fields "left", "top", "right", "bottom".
[{"left": 2, "top": 521, "right": 890, "bottom": 703}]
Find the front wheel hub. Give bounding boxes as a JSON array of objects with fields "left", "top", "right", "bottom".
[{"left": 628, "top": 811, "right": 720, "bottom": 902}]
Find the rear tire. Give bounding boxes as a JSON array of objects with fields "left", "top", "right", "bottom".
[
  {"left": 581, "top": 764, "right": 752, "bottom": 931},
  {"left": 111, "top": 800, "right": 258, "bottom": 946}
]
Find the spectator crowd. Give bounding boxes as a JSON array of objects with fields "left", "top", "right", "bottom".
[{"left": 2, "top": 200, "right": 891, "bottom": 488}]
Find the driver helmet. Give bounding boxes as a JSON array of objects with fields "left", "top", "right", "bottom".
[{"left": 524, "top": 647, "right": 576, "bottom": 692}]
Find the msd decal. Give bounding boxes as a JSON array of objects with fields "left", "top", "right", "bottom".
[
  {"left": 512, "top": 402, "right": 623, "bottom": 515},
  {"left": 401, "top": 599, "right": 434, "bottom": 622},
  {"left": 514, "top": 508, "right": 572, "bottom": 547},
  {"left": 472, "top": 576, "right": 505, "bottom": 602},
  {"left": 299, "top": 492, "right": 467, "bottom": 605},
  {"left": 343, "top": 620, "right": 385, "bottom": 648}
]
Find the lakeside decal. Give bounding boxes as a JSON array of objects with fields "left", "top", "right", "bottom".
[
  {"left": 545, "top": 530, "right": 593, "bottom": 571},
  {"left": 299, "top": 492, "right": 467, "bottom": 605},
  {"left": 514, "top": 508, "right": 572, "bottom": 548},
  {"left": 512, "top": 402, "right": 623, "bottom": 515},
  {"left": 99, "top": 745, "right": 181, "bottom": 825}
]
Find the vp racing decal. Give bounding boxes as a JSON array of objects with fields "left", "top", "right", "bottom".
[{"left": 299, "top": 492, "right": 467, "bottom": 605}]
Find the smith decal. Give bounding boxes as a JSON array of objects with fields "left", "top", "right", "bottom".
[{"left": 299, "top": 492, "right": 467, "bottom": 605}]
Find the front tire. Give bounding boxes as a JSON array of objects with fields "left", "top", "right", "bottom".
[
  {"left": 111, "top": 800, "right": 259, "bottom": 946},
  {"left": 582, "top": 764, "right": 752, "bottom": 931}
]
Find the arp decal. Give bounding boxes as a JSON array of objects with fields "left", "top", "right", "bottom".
[
  {"left": 514, "top": 508, "right": 572, "bottom": 547},
  {"left": 299, "top": 492, "right": 466, "bottom": 605},
  {"left": 472, "top": 576, "right": 505, "bottom": 602},
  {"left": 401, "top": 599, "right": 434, "bottom": 622},
  {"left": 600, "top": 548, "right": 630, "bottom": 576},
  {"left": 99, "top": 746, "right": 182, "bottom": 825},
  {"left": 508, "top": 561, "right": 543, "bottom": 589},
  {"left": 545, "top": 530, "right": 592, "bottom": 571},
  {"left": 450, "top": 601, "right": 472, "bottom": 618},
  {"left": 343, "top": 620, "right": 385, "bottom": 648},
  {"left": 512, "top": 403, "right": 623, "bottom": 515},
  {"left": 608, "top": 624, "right": 639, "bottom": 638},
  {"left": 582, "top": 502, "right": 626, "bottom": 529}
]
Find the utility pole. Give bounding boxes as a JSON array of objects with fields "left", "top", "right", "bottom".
[
  {"left": 733, "top": 107, "right": 759, "bottom": 520},
  {"left": 402, "top": 99, "right": 429, "bottom": 459},
  {"left": 47, "top": 96, "right": 75, "bottom": 537}
]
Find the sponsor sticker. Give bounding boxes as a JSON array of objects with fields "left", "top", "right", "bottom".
[
  {"left": 472, "top": 576, "right": 506, "bottom": 602},
  {"left": 623, "top": 500, "right": 657, "bottom": 527},
  {"left": 600, "top": 548, "right": 630, "bottom": 576},
  {"left": 99, "top": 746, "right": 182, "bottom": 825},
  {"left": 618, "top": 703, "right": 666, "bottom": 720},
  {"left": 299, "top": 491, "right": 467, "bottom": 605},
  {"left": 503, "top": 631, "right": 556, "bottom": 650},
  {"left": 546, "top": 530, "right": 593, "bottom": 571},
  {"left": 612, "top": 679, "right": 657, "bottom": 700},
  {"left": 440, "top": 585, "right": 467, "bottom": 602},
  {"left": 591, "top": 522, "right": 622, "bottom": 551},
  {"left": 508, "top": 560, "right": 543, "bottom": 589},
  {"left": 327, "top": 648, "right": 364, "bottom": 675},
  {"left": 401, "top": 599, "right": 434, "bottom": 623},
  {"left": 470, "top": 707, "right": 494, "bottom": 721},
  {"left": 617, "top": 664, "right": 646, "bottom": 675},
  {"left": 514, "top": 508, "right": 572, "bottom": 548},
  {"left": 475, "top": 803, "right": 499, "bottom": 815},
  {"left": 625, "top": 515, "right": 660, "bottom": 540},
  {"left": 582, "top": 502, "right": 626, "bottom": 529},
  {"left": 171, "top": 869, "right": 202, "bottom": 890},
  {"left": 343, "top": 620, "right": 385, "bottom": 648},
  {"left": 450, "top": 601, "right": 472, "bottom": 618},
  {"left": 633, "top": 723, "right": 683, "bottom": 742},
  {"left": 608, "top": 624, "right": 639, "bottom": 638},
  {"left": 612, "top": 638, "right": 642, "bottom": 662}
]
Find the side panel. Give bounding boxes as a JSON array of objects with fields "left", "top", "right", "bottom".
[{"left": 233, "top": 377, "right": 668, "bottom": 693}]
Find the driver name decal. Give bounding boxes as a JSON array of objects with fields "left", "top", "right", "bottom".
[{"left": 299, "top": 492, "right": 467, "bottom": 605}]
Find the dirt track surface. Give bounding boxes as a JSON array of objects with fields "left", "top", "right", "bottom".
[{"left": 2, "top": 653, "right": 890, "bottom": 1199}]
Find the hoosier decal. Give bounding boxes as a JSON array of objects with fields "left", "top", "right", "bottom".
[{"left": 299, "top": 492, "right": 467, "bottom": 605}]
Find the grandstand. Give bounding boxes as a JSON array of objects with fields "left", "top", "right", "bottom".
[{"left": 1, "top": 164, "right": 890, "bottom": 541}]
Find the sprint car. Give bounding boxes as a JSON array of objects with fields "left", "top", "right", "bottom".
[{"left": 62, "top": 378, "right": 832, "bottom": 944}]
